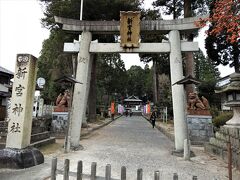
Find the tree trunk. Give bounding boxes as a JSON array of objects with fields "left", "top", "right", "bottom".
[
  {"left": 153, "top": 60, "right": 158, "bottom": 104},
  {"left": 88, "top": 55, "right": 97, "bottom": 122},
  {"left": 173, "top": 0, "right": 177, "bottom": 19},
  {"left": 233, "top": 44, "right": 240, "bottom": 73},
  {"left": 184, "top": 0, "right": 195, "bottom": 96},
  {"left": 184, "top": 0, "right": 192, "bottom": 18},
  {"left": 185, "top": 49, "right": 195, "bottom": 96}
]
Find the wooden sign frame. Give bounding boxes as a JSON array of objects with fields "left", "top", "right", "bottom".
[{"left": 120, "top": 11, "right": 140, "bottom": 48}]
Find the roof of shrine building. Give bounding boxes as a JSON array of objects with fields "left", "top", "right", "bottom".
[
  {"left": 54, "top": 15, "right": 208, "bottom": 34},
  {"left": 173, "top": 75, "right": 202, "bottom": 85},
  {"left": 124, "top": 96, "right": 142, "bottom": 102},
  {"left": 215, "top": 74, "right": 232, "bottom": 88},
  {"left": 0, "top": 66, "right": 14, "bottom": 76}
]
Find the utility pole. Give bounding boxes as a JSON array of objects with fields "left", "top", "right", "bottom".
[{"left": 80, "top": 0, "right": 83, "bottom": 20}]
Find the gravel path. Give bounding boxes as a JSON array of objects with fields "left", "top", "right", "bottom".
[
  {"left": 57, "top": 116, "right": 230, "bottom": 180},
  {"left": 0, "top": 116, "right": 238, "bottom": 180}
]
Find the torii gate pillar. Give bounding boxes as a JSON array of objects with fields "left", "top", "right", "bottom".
[
  {"left": 169, "top": 30, "right": 188, "bottom": 151},
  {"left": 70, "top": 31, "right": 93, "bottom": 149}
]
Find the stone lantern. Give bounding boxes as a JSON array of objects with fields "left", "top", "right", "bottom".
[
  {"left": 216, "top": 73, "right": 240, "bottom": 127},
  {"left": 205, "top": 73, "right": 240, "bottom": 169}
]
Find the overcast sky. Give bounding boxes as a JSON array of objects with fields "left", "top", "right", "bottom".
[{"left": 0, "top": 0, "right": 234, "bottom": 76}]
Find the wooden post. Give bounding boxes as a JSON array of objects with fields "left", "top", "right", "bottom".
[
  {"left": 105, "top": 164, "right": 111, "bottom": 180},
  {"left": 227, "top": 142, "right": 232, "bottom": 180},
  {"left": 154, "top": 171, "right": 160, "bottom": 180},
  {"left": 165, "top": 107, "right": 168, "bottom": 123},
  {"left": 173, "top": 173, "right": 178, "bottom": 180},
  {"left": 51, "top": 158, "right": 57, "bottom": 180},
  {"left": 91, "top": 162, "right": 97, "bottom": 180},
  {"left": 77, "top": 160, "right": 83, "bottom": 180},
  {"left": 121, "top": 166, "right": 126, "bottom": 180},
  {"left": 137, "top": 169, "right": 143, "bottom": 180},
  {"left": 64, "top": 159, "right": 70, "bottom": 180}
]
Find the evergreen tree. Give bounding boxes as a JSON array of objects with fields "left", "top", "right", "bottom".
[
  {"left": 194, "top": 50, "right": 220, "bottom": 81},
  {"left": 96, "top": 53, "right": 127, "bottom": 98},
  {"left": 153, "top": 0, "right": 210, "bottom": 19},
  {"left": 194, "top": 50, "right": 221, "bottom": 107},
  {"left": 38, "top": 30, "right": 75, "bottom": 103},
  {"left": 38, "top": 0, "right": 143, "bottom": 103},
  {"left": 153, "top": 0, "right": 210, "bottom": 98},
  {"left": 126, "top": 66, "right": 144, "bottom": 98},
  {"left": 140, "top": 9, "right": 169, "bottom": 104},
  {"left": 153, "top": 0, "right": 183, "bottom": 19}
]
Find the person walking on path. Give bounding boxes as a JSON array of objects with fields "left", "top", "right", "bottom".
[
  {"left": 111, "top": 101, "right": 115, "bottom": 120},
  {"left": 150, "top": 108, "right": 157, "bottom": 128},
  {"left": 129, "top": 109, "right": 133, "bottom": 117}
]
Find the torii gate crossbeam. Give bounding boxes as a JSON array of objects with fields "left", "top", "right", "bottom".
[
  {"left": 55, "top": 15, "right": 207, "bottom": 34},
  {"left": 64, "top": 42, "right": 199, "bottom": 53}
]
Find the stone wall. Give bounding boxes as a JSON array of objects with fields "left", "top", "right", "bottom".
[
  {"left": 187, "top": 115, "right": 214, "bottom": 145},
  {"left": 205, "top": 126, "right": 240, "bottom": 170},
  {"left": 0, "top": 116, "right": 54, "bottom": 149},
  {"left": 32, "top": 116, "right": 52, "bottom": 134}
]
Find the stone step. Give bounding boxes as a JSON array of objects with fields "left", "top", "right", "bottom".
[
  {"left": 0, "top": 131, "right": 53, "bottom": 149},
  {"left": 30, "top": 131, "right": 51, "bottom": 144},
  {"left": 30, "top": 137, "right": 56, "bottom": 148}
]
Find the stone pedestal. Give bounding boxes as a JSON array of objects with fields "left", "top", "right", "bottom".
[
  {"left": 187, "top": 115, "right": 213, "bottom": 145},
  {"left": 52, "top": 112, "right": 68, "bottom": 134},
  {"left": 226, "top": 107, "right": 240, "bottom": 126},
  {"left": 0, "top": 147, "right": 44, "bottom": 168}
]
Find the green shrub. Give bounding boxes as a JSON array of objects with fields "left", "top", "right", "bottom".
[
  {"left": 213, "top": 111, "right": 233, "bottom": 128},
  {"left": 210, "top": 106, "right": 220, "bottom": 118}
]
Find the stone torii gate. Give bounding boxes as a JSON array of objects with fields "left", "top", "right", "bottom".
[{"left": 55, "top": 15, "right": 203, "bottom": 152}]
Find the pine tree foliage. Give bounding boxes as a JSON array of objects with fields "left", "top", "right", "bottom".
[
  {"left": 153, "top": 0, "right": 183, "bottom": 19},
  {"left": 126, "top": 65, "right": 153, "bottom": 100},
  {"left": 153, "top": 0, "right": 209, "bottom": 19},
  {"left": 194, "top": 50, "right": 220, "bottom": 81},
  {"left": 194, "top": 50, "right": 221, "bottom": 107},
  {"left": 38, "top": 30, "right": 75, "bottom": 103},
  {"left": 37, "top": 0, "right": 143, "bottom": 103},
  {"left": 96, "top": 53, "right": 127, "bottom": 98}
]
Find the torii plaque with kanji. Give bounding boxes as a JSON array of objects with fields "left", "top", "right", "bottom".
[{"left": 120, "top": 11, "right": 140, "bottom": 48}]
